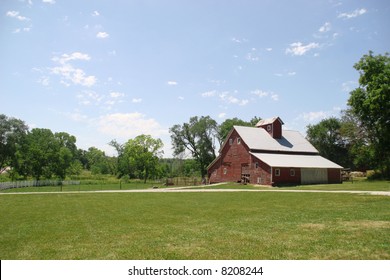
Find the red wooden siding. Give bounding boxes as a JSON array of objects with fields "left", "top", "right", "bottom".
[
  {"left": 328, "top": 168, "right": 342, "bottom": 184},
  {"left": 208, "top": 129, "right": 251, "bottom": 184},
  {"left": 272, "top": 167, "right": 301, "bottom": 185}
]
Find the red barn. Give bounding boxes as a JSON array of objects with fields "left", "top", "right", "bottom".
[{"left": 207, "top": 117, "right": 343, "bottom": 186}]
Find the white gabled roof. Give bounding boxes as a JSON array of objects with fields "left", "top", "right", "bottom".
[
  {"left": 251, "top": 153, "right": 343, "bottom": 169},
  {"left": 234, "top": 126, "right": 318, "bottom": 154}
]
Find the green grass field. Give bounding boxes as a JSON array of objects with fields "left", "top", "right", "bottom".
[{"left": 0, "top": 185, "right": 389, "bottom": 260}]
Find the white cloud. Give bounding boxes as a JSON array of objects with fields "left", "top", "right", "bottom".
[
  {"left": 42, "top": 0, "right": 56, "bottom": 4},
  {"left": 251, "top": 89, "right": 269, "bottom": 98},
  {"left": 50, "top": 52, "right": 96, "bottom": 87},
  {"left": 110, "top": 92, "right": 125, "bottom": 98},
  {"left": 285, "top": 42, "right": 320, "bottom": 56},
  {"left": 218, "top": 113, "right": 227, "bottom": 119},
  {"left": 203, "top": 89, "right": 259, "bottom": 106},
  {"left": 178, "top": 96, "right": 184, "bottom": 101},
  {"left": 219, "top": 92, "right": 248, "bottom": 106},
  {"left": 338, "top": 8, "right": 367, "bottom": 19},
  {"left": 319, "top": 22, "right": 331, "bottom": 33},
  {"left": 92, "top": 11, "right": 100, "bottom": 17},
  {"left": 98, "top": 113, "right": 166, "bottom": 138},
  {"left": 251, "top": 89, "right": 279, "bottom": 102},
  {"left": 246, "top": 52, "right": 259, "bottom": 61},
  {"left": 37, "top": 76, "right": 50, "bottom": 86},
  {"left": 96, "top": 32, "right": 109, "bottom": 39},
  {"left": 266, "top": 48, "right": 273, "bottom": 52},
  {"left": 53, "top": 52, "right": 91, "bottom": 64},
  {"left": 270, "top": 93, "right": 279, "bottom": 101},
  {"left": 76, "top": 91, "right": 104, "bottom": 106},
  {"left": 132, "top": 98, "right": 142, "bottom": 103},
  {"left": 167, "top": 81, "right": 178, "bottom": 86},
  {"left": 341, "top": 81, "right": 358, "bottom": 92},
  {"left": 6, "top": 11, "right": 30, "bottom": 21},
  {"left": 201, "top": 90, "right": 217, "bottom": 97},
  {"left": 301, "top": 111, "right": 327, "bottom": 122}
]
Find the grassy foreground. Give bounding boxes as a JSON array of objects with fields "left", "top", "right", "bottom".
[{"left": 0, "top": 191, "right": 389, "bottom": 260}]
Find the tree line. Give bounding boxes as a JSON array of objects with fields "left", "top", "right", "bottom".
[{"left": 1, "top": 51, "right": 388, "bottom": 181}]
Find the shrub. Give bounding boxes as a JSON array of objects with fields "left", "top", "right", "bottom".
[{"left": 367, "top": 170, "right": 382, "bottom": 180}]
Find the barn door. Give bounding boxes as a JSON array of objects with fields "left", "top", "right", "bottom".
[
  {"left": 301, "top": 168, "right": 328, "bottom": 184},
  {"left": 241, "top": 164, "right": 250, "bottom": 183}
]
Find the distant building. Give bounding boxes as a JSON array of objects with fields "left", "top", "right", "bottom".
[{"left": 207, "top": 117, "right": 343, "bottom": 185}]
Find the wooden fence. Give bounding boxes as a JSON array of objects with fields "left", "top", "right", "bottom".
[{"left": 0, "top": 180, "right": 80, "bottom": 191}]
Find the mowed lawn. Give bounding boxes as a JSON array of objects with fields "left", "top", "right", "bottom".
[{"left": 0, "top": 191, "right": 389, "bottom": 260}]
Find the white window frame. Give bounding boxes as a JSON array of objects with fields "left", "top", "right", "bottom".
[
  {"left": 275, "top": 168, "right": 280, "bottom": 176},
  {"left": 237, "top": 137, "right": 241, "bottom": 144},
  {"left": 229, "top": 138, "right": 233, "bottom": 145}
]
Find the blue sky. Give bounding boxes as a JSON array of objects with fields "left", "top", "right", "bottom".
[{"left": 1, "top": 0, "right": 389, "bottom": 157}]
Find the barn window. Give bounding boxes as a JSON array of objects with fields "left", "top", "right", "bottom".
[
  {"left": 237, "top": 137, "right": 241, "bottom": 144},
  {"left": 255, "top": 162, "right": 259, "bottom": 169},
  {"left": 257, "top": 177, "right": 261, "bottom": 184},
  {"left": 267, "top": 125, "right": 272, "bottom": 131},
  {"left": 223, "top": 168, "right": 227, "bottom": 175},
  {"left": 290, "top": 169, "right": 295, "bottom": 176},
  {"left": 275, "top": 168, "right": 280, "bottom": 176},
  {"left": 229, "top": 138, "right": 233, "bottom": 145}
]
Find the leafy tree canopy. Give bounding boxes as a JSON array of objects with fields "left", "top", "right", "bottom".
[{"left": 347, "top": 51, "right": 390, "bottom": 176}]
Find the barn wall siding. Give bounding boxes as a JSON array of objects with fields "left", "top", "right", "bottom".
[
  {"left": 209, "top": 129, "right": 252, "bottom": 183},
  {"left": 272, "top": 167, "right": 301, "bottom": 185},
  {"left": 328, "top": 168, "right": 342, "bottom": 184},
  {"left": 250, "top": 156, "right": 272, "bottom": 185}
]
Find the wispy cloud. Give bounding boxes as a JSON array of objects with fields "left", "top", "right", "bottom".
[
  {"left": 285, "top": 42, "right": 320, "bottom": 56},
  {"left": 132, "top": 98, "right": 142, "bottom": 103},
  {"left": 231, "top": 37, "right": 248, "bottom": 44},
  {"left": 42, "top": 0, "right": 56, "bottom": 4},
  {"left": 219, "top": 92, "right": 248, "bottom": 106},
  {"left": 92, "top": 11, "right": 100, "bottom": 17},
  {"left": 6, "top": 11, "right": 30, "bottom": 21},
  {"left": 218, "top": 113, "right": 227, "bottom": 119},
  {"left": 50, "top": 52, "right": 96, "bottom": 87},
  {"left": 318, "top": 22, "right": 331, "bottom": 33},
  {"left": 300, "top": 111, "right": 328, "bottom": 122},
  {"left": 338, "top": 8, "right": 367, "bottom": 19},
  {"left": 96, "top": 32, "right": 109, "bottom": 39},
  {"left": 251, "top": 89, "right": 279, "bottom": 101},
  {"left": 98, "top": 113, "right": 166, "bottom": 138},
  {"left": 201, "top": 90, "right": 217, "bottom": 97},
  {"left": 341, "top": 81, "right": 358, "bottom": 92},
  {"left": 202, "top": 90, "right": 248, "bottom": 106},
  {"left": 167, "top": 81, "right": 178, "bottom": 86}
]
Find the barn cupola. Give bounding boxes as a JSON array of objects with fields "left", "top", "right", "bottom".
[{"left": 255, "top": 117, "right": 284, "bottom": 139}]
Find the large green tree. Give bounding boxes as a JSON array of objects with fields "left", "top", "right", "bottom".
[
  {"left": 339, "top": 109, "right": 374, "bottom": 170},
  {"left": 306, "top": 118, "right": 350, "bottom": 167},
  {"left": 0, "top": 114, "right": 28, "bottom": 174},
  {"left": 217, "top": 116, "right": 261, "bottom": 144},
  {"left": 123, "top": 135, "right": 164, "bottom": 183},
  {"left": 170, "top": 116, "right": 218, "bottom": 178},
  {"left": 347, "top": 51, "right": 390, "bottom": 176},
  {"left": 15, "top": 128, "right": 78, "bottom": 180}
]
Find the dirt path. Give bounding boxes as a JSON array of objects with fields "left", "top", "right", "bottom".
[{"left": 1, "top": 187, "right": 389, "bottom": 196}]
